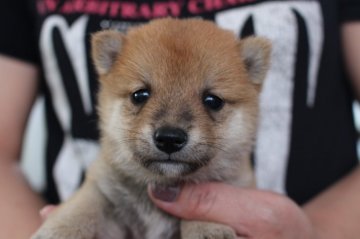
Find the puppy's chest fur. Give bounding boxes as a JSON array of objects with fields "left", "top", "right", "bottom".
[{"left": 99, "top": 175, "right": 179, "bottom": 239}]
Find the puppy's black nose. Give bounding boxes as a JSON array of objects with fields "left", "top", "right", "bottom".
[{"left": 154, "top": 127, "right": 188, "bottom": 154}]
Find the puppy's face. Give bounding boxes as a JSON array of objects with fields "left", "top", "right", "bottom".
[{"left": 92, "top": 19, "right": 271, "bottom": 183}]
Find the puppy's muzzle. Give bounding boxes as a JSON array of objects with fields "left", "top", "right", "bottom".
[{"left": 154, "top": 126, "right": 188, "bottom": 154}]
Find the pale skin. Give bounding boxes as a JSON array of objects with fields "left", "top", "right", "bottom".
[
  {"left": 148, "top": 166, "right": 360, "bottom": 239},
  {"left": 0, "top": 55, "right": 45, "bottom": 239},
  {"left": 1, "top": 22, "right": 360, "bottom": 238}
]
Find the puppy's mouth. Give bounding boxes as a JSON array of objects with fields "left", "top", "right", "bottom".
[{"left": 142, "top": 158, "right": 205, "bottom": 177}]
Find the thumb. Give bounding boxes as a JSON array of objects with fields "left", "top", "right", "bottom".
[{"left": 148, "top": 182, "right": 251, "bottom": 232}]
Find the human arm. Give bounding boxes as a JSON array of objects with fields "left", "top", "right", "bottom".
[
  {"left": 303, "top": 166, "right": 360, "bottom": 238},
  {"left": 342, "top": 21, "right": 360, "bottom": 100},
  {"left": 0, "top": 55, "right": 46, "bottom": 239}
]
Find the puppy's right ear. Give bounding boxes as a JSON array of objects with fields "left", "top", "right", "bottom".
[
  {"left": 238, "top": 37, "right": 272, "bottom": 89},
  {"left": 91, "top": 30, "right": 125, "bottom": 75}
]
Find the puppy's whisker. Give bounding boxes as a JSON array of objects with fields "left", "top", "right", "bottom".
[
  {"left": 114, "top": 127, "right": 144, "bottom": 136},
  {"left": 196, "top": 142, "right": 228, "bottom": 153},
  {"left": 119, "top": 138, "right": 149, "bottom": 145}
]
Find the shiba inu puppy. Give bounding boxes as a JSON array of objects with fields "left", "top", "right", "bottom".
[{"left": 32, "top": 18, "right": 271, "bottom": 239}]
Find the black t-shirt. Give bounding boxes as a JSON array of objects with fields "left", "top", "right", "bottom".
[{"left": 0, "top": 0, "right": 359, "bottom": 205}]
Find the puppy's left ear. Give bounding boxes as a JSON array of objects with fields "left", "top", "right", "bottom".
[
  {"left": 92, "top": 30, "right": 125, "bottom": 75},
  {"left": 239, "top": 37, "right": 272, "bottom": 89}
]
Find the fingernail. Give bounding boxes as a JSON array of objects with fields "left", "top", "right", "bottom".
[
  {"left": 150, "top": 183, "right": 181, "bottom": 202},
  {"left": 39, "top": 207, "right": 49, "bottom": 218},
  {"left": 39, "top": 205, "right": 55, "bottom": 219}
]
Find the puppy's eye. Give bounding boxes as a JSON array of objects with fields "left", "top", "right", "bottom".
[
  {"left": 203, "top": 94, "right": 224, "bottom": 111},
  {"left": 131, "top": 89, "right": 150, "bottom": 105}
]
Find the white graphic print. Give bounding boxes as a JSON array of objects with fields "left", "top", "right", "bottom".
[
  {"left": 216, "top": 1, "right": 323, "bottom": 194},
  {"left": 40, "top": 15, "right": 99, "bottom": 200}
]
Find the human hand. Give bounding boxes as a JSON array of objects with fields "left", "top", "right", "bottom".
[{"left": 148, "top": 182, "right": 317, "bottom": 239}]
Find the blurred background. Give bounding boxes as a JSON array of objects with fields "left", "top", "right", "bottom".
[{"left": 21, "top": 98, "right": 46, "bottom": 192}]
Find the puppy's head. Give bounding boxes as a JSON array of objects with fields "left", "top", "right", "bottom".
[{"left": 92, "top": 18, "right": 271, "bottom": 184}]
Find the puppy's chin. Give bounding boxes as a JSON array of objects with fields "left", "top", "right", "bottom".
[
  {"left": 141, "top": 159, "right": 205, "bottom": 178},
  {"left": 130, "top": 143, "right": 214, "bottom": 179}
]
